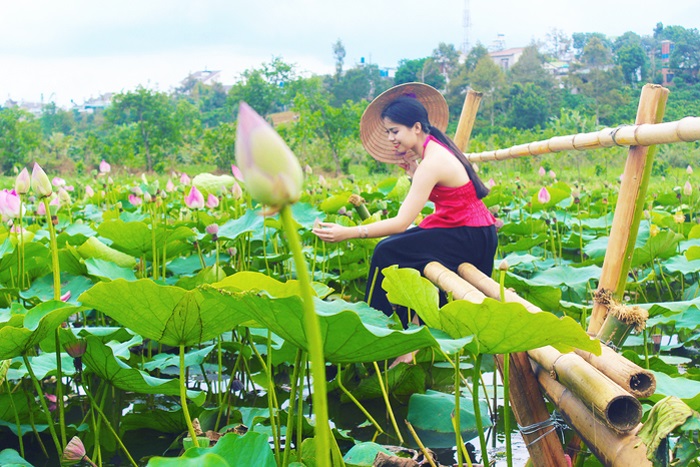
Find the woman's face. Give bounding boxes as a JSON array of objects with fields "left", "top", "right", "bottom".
[{"left": 382, "top": 117, "right": 420, "bottom": 156}]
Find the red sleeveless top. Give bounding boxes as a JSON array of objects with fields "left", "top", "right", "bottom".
[{"left": 418, "top": 136, "right": 496, "bottom": 229}]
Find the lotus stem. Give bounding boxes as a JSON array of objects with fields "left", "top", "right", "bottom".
[
  {"left": 454, "top": 349, "right": 464, "bottom": 467},
  {"left": 336, "top": 364, "right": 384, "bottom": 436},
  {"left": 504, "top": 353, "right": 513, "bottom": 467},
  {"left": 450, "top": 415, "right": 473, "bottom": 467},
  {"left": 179, "top": 344, "right": 199, "bottom": 448},
  {"left": 5, "top": 379, "right": 24, "bottom": 457},
  {"left": 83, "top": 386, "right": 138, "bottom": 467},
  {"left": 280, "top": 205, "right": 331, "bottom": 467},
  {"left": 22, "top": 354, "right": 62, "bottom": 459},
  {"left": 405, "top": 420, "right": 438, "bottom": 467},
  {"left": 471, "top": 353, "right": 489, "bottom": 466},
  {"left": 372, "top": 361, "right": 404, "bottom": 444},
  {"left": 266, "top": 330, "right": 281, "bottom": 465},
  {"left": 282, "top": 349, "right": 304, "bottom": 467}
]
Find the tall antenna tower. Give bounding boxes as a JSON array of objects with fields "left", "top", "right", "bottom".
[{"left": 462, "top": 0, "right": 471, "bottom": 55}]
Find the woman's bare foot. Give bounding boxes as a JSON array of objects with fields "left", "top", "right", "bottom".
[{"left": 389, "top": 351, "right": 416, "bottom": 369}]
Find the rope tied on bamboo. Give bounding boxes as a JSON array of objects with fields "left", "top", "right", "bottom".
[
  {"left": 518, "top": 412, "right": 569, "bottom": 447},
  {"left": 610, "top": 125, "right": 631, "bottom": 147},
  {"left": 593, "top": 289, "right": 649, "bottom": 332}
]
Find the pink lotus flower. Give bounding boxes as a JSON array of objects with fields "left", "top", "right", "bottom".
[
  {"left": 180, "top": 173, "right": 191, "bottom": 185},
  {"left": 185, "top": 186, "right": 205, "bottom": 209},
  {"left": 58, "top": 188, "right": 71, "bottom": 206},
  {"left": 235, "top": 101, "right": 303, "bottom": 209},
  {"left": 128, "top": 194, "right": 142, "bottom": 206},
  {"left": 52, "top": 177, "right": 66, "bottom": 187},
  {"left": 15, "top": 168, "right": 30, "bottom": 194},
  {"left": 538, "top": 166, "right": 546, "bottom": 177},
  {"left": 0, "top": 189, "right": 20, "bottom": 219},
  {"left": 85, "top": 185, "right": 95, "bottom": 197},
  {"left": 166, "top": 179, "right": 175, "bottom": 193},
  {"left": 206, "top": 193, "right": 219, "bottom": 209},
  {"left": 60, "top": 290, "right": 71, "bottom": 302},
  {"left": 31, "top": 163, "right": 53, "bottom": 198},
  {"left": 548, "top": 170, "right": 556, "bottom": 179},
  {"left": 685, "top": 181, "right": 693, "bottom": 196},
  {"left": 206, "top": 224, "right": 219, "bottom": 236},
  {"left": 62, "top": 436, "right": 97, "bottom": 466},
  {"left": 64, "top": 185, "right": 74, "bottom": 192},
  {"left": 99, "top": 160, "right": 111, "bottom": 173},
  {"left": 231, "top": 165, "right": 244, "bottom": 181},
  {"left": 487, "top": 178, "right": 496, "bottom": 188},
  {"left": 538, "top": 187, "right": 551, "bottom": 204},
  {"left": 688, "top": 165, "right": 694, "bottom": 175}
]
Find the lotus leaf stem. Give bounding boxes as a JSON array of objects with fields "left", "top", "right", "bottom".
[
  {"left": 179, "top": 344, "right": 199, "bottom": 448},
  {"left": 372, "top": 361, "right": 403, "bottom": 444},
  {"left": 83, "top": 386, "right": 138, "bottom": 467},
  {"left": 22, "top": 354, "right": 62, "bottom": 459},
  {"left": 336, "top": 364, "right": 384, "bottom": 436},
  {"left": 471, "top": 353, "right": 489, "bottom": 466}
]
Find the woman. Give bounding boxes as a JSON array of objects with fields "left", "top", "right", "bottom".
[{"left": 312, "top": 82, "right": 497, "bottom": 328}]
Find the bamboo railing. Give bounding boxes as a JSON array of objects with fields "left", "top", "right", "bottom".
[{"left": 463, "top": 115, "right": 700, "bottom": 163}]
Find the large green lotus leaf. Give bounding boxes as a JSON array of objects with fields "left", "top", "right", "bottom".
[
  {"left": 0, "top": 449, "right": 34, "bottom": 467},
  {"left": 78, "top": 280, "right": 251, "bottom": 346},
  {"left": 83, "top": 336, "right": 205, "bottom": 405},
  {"left": 238, "top": 293, "right": 441, "bottom": 363},
  {"left": 638, "top": 395, "right": 696, "bottom": 461},
  {"left": 175, "top": 265, "right": 226, "bottom": 290},
  {"left": 214, "top": 271, "right": 333, "bottom": 298},
  {"left": 529, "top": 264, "right": 601, "bottom": 290},
  {"left": 343, "top": 442, "right": 394, "bottom": 466},
  {"left": 579, "top": 213, "right": 615, "bottom": 230},
  {"left": 647, "top": 301, "right": 700, "bottom": 330},
  {"left": 192, "top": 173, "right": 236, "bottom": 196},
  {"left": 217, "top": 210, "right": 265, "bottom": 242},
  {"left": 437, "top": 299, "right": 601, "bottom": 355},
  {"left": 648, "top": 371, "right": 700, "bottom": 411},
  {"left": 0, "top": 242, "right": 51, "bottom": 286},
  {"left": 382, "top": 266, "right": 440, "bottom": 324},
  {"left": 96, "top": 219, "right": 154, "bottom": 257},
  {"left": 582, "top": 236, "right": 610, "bottom": 260},
  {"left": 406, "top": 389, "right": 492, "bottom": 448},
  {"left": 662, "top": 255, "right": 700, "bottom": 274},
  {"left": 689, "top": 224, "right": 700, "bottom": 240},
  {"left": 0, "top": 301, "right": 80, "bottom": 360},
  {"left": 20, "top": 273, "right": 94, "bottom": 305},
  {"left": 57, "top": 222, "right": 97, "bottom": 246},
  {"left": 685, "top": 245, "right": 700, "bottom": 261},
  {"left": 631, "top": 230, "right": 684, "bottom": 267},
  {"left": 143, "top": 344, "right": 215, "bottom": 372},
  {"left": 77, "top": 236, "right": 137, "bottom": 268},
  {"left": 504, "top": 272, "right": 562, "bottom": 313},
  {"left": 500, "top": 233, "right": 548, "bottom": 253},
  {"left": 498, "top": 218, "right": 547, "bottom": 236},
  {"left": 10, "top": 352, "right": 76, "bottom": 380},
  {"left": 121, "top": 407, "right": 187, "bottom": 434},
  {"left": 147, "top": 431, "right": 275, "bottom": 467},
  {"left": 85, "top": 257, "right": 137, "bottom": 281}
]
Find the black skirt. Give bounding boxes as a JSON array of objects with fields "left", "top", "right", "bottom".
[{"left": 364, "top": 224, "right": 498, "bottom": 327}]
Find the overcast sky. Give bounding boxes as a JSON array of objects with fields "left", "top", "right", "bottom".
[{"left": 1, "top": 0, "right": 698, "bottom": 107}]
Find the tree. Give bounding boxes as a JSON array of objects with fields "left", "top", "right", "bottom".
[
  {"left": 505, "top": 82, "right": 550, "bottom": 129},
  {"left": 227, "top": 58, "right": 299, "bottom": 116},
  {"left": 544, "top": 28, "right": 572, "bottom": 61},
  {"left": 394, "top": 57, "right": 445, "bottom": 89},
  {"left": 0, "top": 108, "right": 41, "bottom": 173},
  {"left": 432, "top": 42, "right": 461, "bottom": 89},
  {"left": 580, "top": 36, "right": 613, "bottom": 68},
  {"left": 104, "top": 87, "right": 180, "bottom": 171},
  {"left": 616, "top": 44, "right": 649, "bottom": 85},
  {"left": 468, "top": 56, "right": 506, "bottom": 126},
  {"left": 330, "top": 64, "right": 392, "bottom": 105},
  {"left": 463, "top": 42, "right": 489, "bottom": 73}
]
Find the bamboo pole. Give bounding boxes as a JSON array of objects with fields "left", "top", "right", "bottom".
[
  {"left": 423, "top": 262, "right": 569, "bottom": 467},
  {"left": 453, "top": 90, "right": 483, "bottom": 152},
  {"left": 588, "top": 84, "right": 670, "bottom": 334},
  {"left": 457, "top": 263, "right": 643, "bottom": 433},
  {"left": 534, "top": 364, "right": 651, "bottom": 467},
  {"left": 574, "top": 345, "right": 655, "bottom": 399},
  {"left": 463, "top": 115, "right": 698, "bottom": 162},
  {"left": 457, "top": 264, "right": 655, "bottom": 398}
]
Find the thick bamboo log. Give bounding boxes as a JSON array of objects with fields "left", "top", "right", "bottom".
[
  {"left": 463, "top": 115, "right": 698, "bottom": 162},
  {"left": 423, "top": 262, "right": 569, "bottom": 467},
  {"left": 575, "top": 345, "right": 655, "bottom": 398},
  {"left": 457, "top": 263, "right": 656, "bottom": 399},
  {"left": 457, "top": 263, "right": 643, "bottom": 433},
  {"left": 534, "top": 364, "right": 651, "bottom": 467},
  {"left": 453, "top": 90, "right": 483, "bottom": 152},
  {"left": 588, "top": 84, "right": 670, "bottom": 334}
]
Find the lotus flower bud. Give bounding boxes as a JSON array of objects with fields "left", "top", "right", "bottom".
[
  {"left": 15, "top": 168, "right": 30, "bottom": 194},
  {"left": 537, "top": 187, "right": 551, "bottom": 204},
  {"left": 180, "top": 173, "right": 191, "bottom": 185},
  {"left": 141, "top": 173, "right": 148, "bottom": 184},
  {"left": 235, "top": 101, "right": 303, "bottom": 210},
  {"left": 206, "top": 194, "right": 220, "bottom": 209},
  {"left": 684, "top": 181, "right": 693, "bottom": 196},
  {"left": 166, "top": 179, "right": 175, "bottom": 193},
  {"left": 538, "top": 166, "right": 546, "bottom": 177},
  {"left": 143, "top": 192, "right": 153, "bottom": 203},
  {"left": 487, "top": 178, "right": 496, "bottom": 188},
  {"left": 52, "top": 177, "right": 66, "bottom": 187},
  {"left": 231, "top": 164, "right": 244, "bottom": 181},
  {"left": 62, "top": 436, "right": 91, "bottom": 465},
  {"left": 231, "top": 181, "right": 242, "bottom": 200},
  {"left": 31, "top": 163, "right": 53, "bottom": 198},
  {"left": 0, "top": 189, "right": 20, "bottom": 219},
  {"left": 85, "top": 185, "right": 95, "bottom": 198},
  {"left": 60, "top": 290, "right": 72, "bottom": 302},
  {"left": 99, "top": 160, "right": 111, "bottom": 173},
  {"left": 498, "top": 259, "right": 509, "bottom": 271},
  {"left": 206, "top": 224, "right": 219, "bottom": 236},
  {"left": 58, "top": 188, "right": 71, "bottom": 205},
  {"left": 548, "top": 170, "right": 556, "bottom": 179},
  {"left": 128, "top": 194, "right": 142, "bottom": 206},
  {"left": 185, "top": 186, "right": 205, "bottom": 209},
  {"left": 688, "top": 165, "right": 694, "bottom": 175}
]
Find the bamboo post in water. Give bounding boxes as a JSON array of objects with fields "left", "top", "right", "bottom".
[
  {"left": 458, "top": 263, "right": 656, "bottom": 398},
  {"left": 588, "top": 84, "right": 670, "bottom": 334},
  {"left": 534, "top": 365, "right": 651, "bottom": 467},
  {"left": 423, "top": 262, "right": 569, "bottom": 467},
  {"left": 453, "top": 90, "right": 483, "bottom": 152},
  {"left": 457, "top": 263, "right": 643, "bottom": 433}
]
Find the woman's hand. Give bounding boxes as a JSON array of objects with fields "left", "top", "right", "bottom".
[
  {"left": 398, "top": 157, "right": 419, "bottom": 178},
  {"left": 312, "top": 222, "right": 351, "bottom": 243}
]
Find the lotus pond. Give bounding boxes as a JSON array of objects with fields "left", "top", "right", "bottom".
[{"left": 1, "top": 156, "right": 700, "bottom": 466}]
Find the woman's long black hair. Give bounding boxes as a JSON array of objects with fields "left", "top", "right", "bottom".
[{"left": 381, "top": 96, "right": 489, "bottom": 199}]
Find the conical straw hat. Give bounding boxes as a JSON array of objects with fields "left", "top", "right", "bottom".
[{"left": 360, "top": 82, "right": 449, "bottom": 163}]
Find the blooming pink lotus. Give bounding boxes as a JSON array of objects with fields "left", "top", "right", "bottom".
[
  {"left": 128, "top": 194, "right": 143, "bottom": 206},
  {"left": 185, "top": 186, "right": 205, "bottom": 209},
  {"left": 206, "top": 193, "right": 220, "bottom": 209},
  {"left": 52, "top": 177, "right": 66, "bottom": 187},
  {"left": 99, "top": 160, "right": 111, "bottom": 174},
  {"left": 538, "top": 187, "right": 551, "bottom": 204},
  {"left": 0, "top": 189, "right": 20, "bottom": 219}
]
